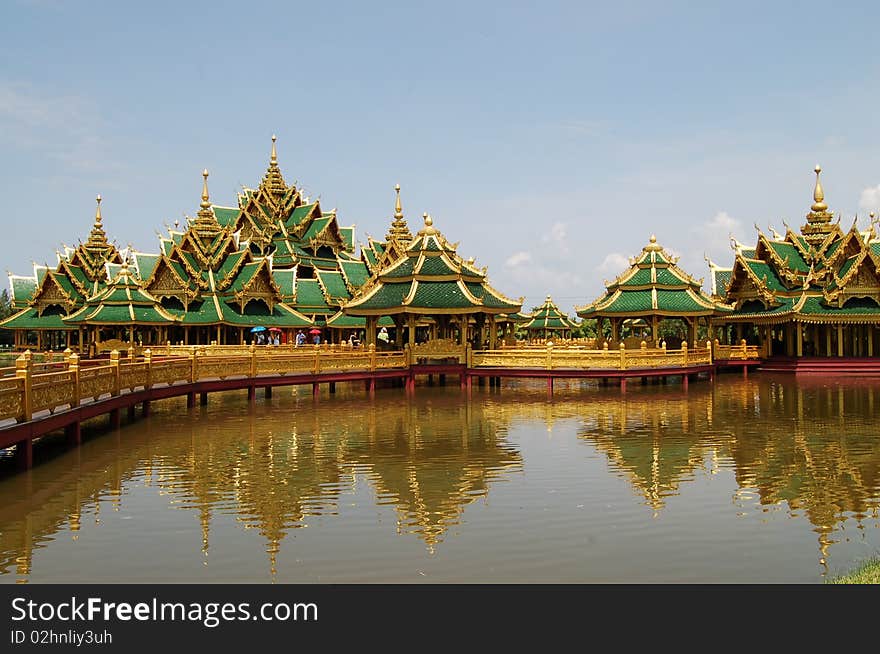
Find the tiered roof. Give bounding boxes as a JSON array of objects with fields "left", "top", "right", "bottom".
[
  {"left": 710, "top": 166, "right": 880, "bottom": 324},
  {"left": 523, "top": 296, "right": 578, "bottom": 331},
  {"left": 577, "top": 235, "right": 726, "bottom": 318},
  {"left": 344, "top": 213, "right": 522, "bottom": 316},
  {"left": 1, "top": 197, "right": 123, "bottom": 330}
]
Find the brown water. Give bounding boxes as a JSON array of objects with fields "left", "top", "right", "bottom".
[{"left": 0, "top": 373, "right": 878, "bottom": 583}]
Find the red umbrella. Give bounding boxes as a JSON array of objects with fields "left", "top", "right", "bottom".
[
  {"left": 268, "top": 327, "right": 282, "bottom": 332},
  {"left": 309, "top": 328, "right": 321, "bottom": 335}
]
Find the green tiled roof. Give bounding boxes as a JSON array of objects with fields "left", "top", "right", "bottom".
[
  {"left": 743, "top": 260, "right": 787, "bottom": 292},
  {"left": 301, "top": 216, "right": 332, "bottom": 241},
  {"left": 0, "top": 307, "right": 71, "bottom": 329},
  {"left": 294, "top": 279, "right": 330, "bottom": 309},
  {"left": 383, "top": 257, "right": 415, "bottom": 278},
  {"left": 464, "top": 282, "right": 520, "bottom": 310},
  {"left": 346, "top": 282, "right": 410, "bottom": 311},
  {"left": 272, "top": 269, "right": 296, "bottom": 298},
  {"left": 10, "top": 277, "right": 37, "bottom": 305},
  {"left": 316, "top": 270, "right": 350, "bottom": 300},
  {"left": 339, "top": 226, "right": 355, "bottom": 251},
  {"left": 339, "top": 260, "right": 369, "bottom": 289},
  {"left": 523, "top": 296, "right": 577, "bottom": 329},
  {"left": 418, "top": 255, "right": 459, "bottom": 276},
  {"left": 132, "top": 253, "right": 160, "bottom": 280},
  {"left": 800, "top": 296, "right": 880, "bottom": 316},
  {"left": 655, "top": 289, "right": 714, "bottom": 313},
  {"left": 712, "top": 269, "right": 732, "bottom": 298},
  {"left": 767, "top": 241, "right": 810, "bottom": 272},
  {"left": 285, "top": 203, "right": 316, "bottom": 229},
  {"left": 325, "top": 311, "right": 394, "bottom": 328},
  {"left": 408, "top": 281, "right": 476, "bottom": 309},
  {"left": 212, "top": 206, "right": 239, "bottom": 227}
]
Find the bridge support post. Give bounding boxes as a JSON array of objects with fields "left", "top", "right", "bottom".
[
  {"left": 620, "top": 378, "right": 627, "bottom": 394},
  {"left": 329, "top": 382, "right": 336, "bottom": 394},
  {"left": 460, "top": 374, "right": 466, "bottom": 391},
  {"left": 682, "top": 374, "right": 689, "bottom": 390},
  {"left": 15, "top": 438, "right": 32, "bottom": 470},
  {"left": 66, "top": 422, "right": 81, "bottom": 446},
  {"left": 264, "top": 386, "right": 272, "bottom": 399},
  {"left": 312, "top": 382, "right": 320, "bottom": 398},
  {"left": 200, "top": 392, "right": 208, "bottom": 406},
  {"left": 187, "top": 392, "right": 195, "bottom": 408},
  {"left": 439, "top": 374, "right": 446, "bottom": 386},
  {"left": 110, "top": 408, "right": 121, "bottom": 429},
  {"left": 547, "top": 377, "right": 553, "bottom": 396},
  {"left": 247, "top": 386, "right": 255, "bottom": 406},
  {"left": 127, "top": 405, "right": 136, "bottom": 420},
  {"left": 368, "top": 378, "right": 375, "bottom": 397},
  {"left": 142, "top": 401, "right": 151, "bottom": 417},
  {"left": 742, "top": 365, "right": 748, "bottom": 378}
]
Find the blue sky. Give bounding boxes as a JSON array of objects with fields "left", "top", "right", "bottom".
[{"left": 2, "top": 0, "right": 880, "bottom": 314}]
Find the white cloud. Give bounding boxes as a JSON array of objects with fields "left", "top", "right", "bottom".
[
  {"left": 540, "top": 221, "right": 569, "bottom": 254},
  {"left": 505, "top": 251, "right": 532, "bottom": 267},
  {"left": 597, "top": 252, "right": 629, "bottom": 273},
  {"left": 859, "top": 184, "right": 880, "bottom": 211}
]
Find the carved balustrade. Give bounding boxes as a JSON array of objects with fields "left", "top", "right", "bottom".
[{"left": 0, "top": 377, "right": 24, "bottom": 422}]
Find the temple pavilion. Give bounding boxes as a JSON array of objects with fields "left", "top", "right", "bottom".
[
  {"left": 1, "top": 137, "right": 380, "bottom": 350},
  {"left": 706, "top": 166, "right": 880, "bottom": 357},
  {"left": 342, "top": 212, "right": 523, "bottom": 348},
  {"left": 521, "top": 296, "right": 578, "bottom": 341},
  {"left": 576, "top": 235, "right": 729, "bottom": 346}
]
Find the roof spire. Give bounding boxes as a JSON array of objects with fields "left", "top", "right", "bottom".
[
  {"left": 94, "top": 195, "right": 103, "bottom": 228},
  {"left": 191, "top": 169, "right": 223, "bottom": 237},
  {"left": 385, "top": 183, "right": 413, "bottom": 246},
  {"left": 811, "top": 165, "right": 827, "bottom": 212},
  {"left": 260, "top": 134, "right": 287, "bottom": 199},
  {"left": 200, "top": 169, "right": 211, "bottom": 210},
  {"left": 394, "top": 183, "right": 403, "bottom": 219}
]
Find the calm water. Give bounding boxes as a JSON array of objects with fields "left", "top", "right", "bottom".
[{"left": 0, "top": 373, "right": 878, "bottom": 583}]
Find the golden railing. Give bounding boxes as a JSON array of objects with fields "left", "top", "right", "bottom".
[
  {"left": 713, "top": 339, "right": 761, "bottom": 361},
  {"left": 0, "top": 344, "right": 410, "bottom": 424},
  {"left": 1, "top": 339, "right": 718, "bottom": 425},
  {"left": 472, "top": 341, "right": 714, "bottom": 370}
]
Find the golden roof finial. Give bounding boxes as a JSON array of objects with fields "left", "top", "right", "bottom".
[
  {"left": 649, "top": 234, "right": 656, "bottom": 243},
  {"left": 94, "top": 195, "right": 102, "bottom": 227},
  {"left": 394, "top": 183, "right": 403, "bottom": 219},
  {"left": 424, "top": 212, "right": 432, "bottom": 227},
  {"left": 812, "top": 164, "right": 827, "bottom": 212},
  {"left": 271, "top": 134, "right": 278, "bottom": 165},
  {"left": 200, "top": 169, "right": 211, "bottom": 210}
]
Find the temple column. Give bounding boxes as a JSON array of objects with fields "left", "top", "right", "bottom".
[
  {"left": 366, "top": 316, "right": 377, "bottom": 346},
  {"left": 735, "top": 323, "right": 743, "bottom": 344},
  {"left": 489, "top": 315, "right": 497, "bottom": 350},
  {"left": 407, "top": 314, "right": 416, "bottom": 346},
  {"left": 611, "top": 319, "right": 619, "bottom": 343},
  {"left": 837, "top": 324, "right": 843, "bottom": 357},
  {"left": 869, "top": 325, "right": 874, "bottom": 357},
  {"left": 825, "top": 325, "right": 831, "bottom": 357},
  {"left": 651, "top": 315, "right": 658, "bottom": 343},
  {"left": 796, "top": 322, "right": 803, "bottom": 357}
]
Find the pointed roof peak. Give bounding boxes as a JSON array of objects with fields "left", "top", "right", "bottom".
[
  {"left": 191, "top": 169, "right": 223, "bottom": 237},
  {"left": 812, "top": 164, "right": 827, "bottom": 212},
  {"left": 260, "top": 134, "right": 287, "bottom": 198}
]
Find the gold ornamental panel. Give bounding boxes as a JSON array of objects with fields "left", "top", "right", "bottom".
[
  {"left": 150, "top": 359, "right": 193, "bottom": 386},
  {"left": 195, "top": 355, "right": 251, "bottom": 381},
  {"left": 78, "top": 366, "right": 116, "bottom": 400},
  {"left": 374, "top": 353, "right": 408, "bottom": 369},
  {"left": 120, "top": 363, "right": 149, "bottom": 391},
  {"left": 317, "top": 353, "right": 371, "bottom": 372},
  {"left": 255, "top": 353, "right": 314, "bottom": 376},
  {"left": 30, "top": 371, "right": 75, "bottom": 413},
  {"left": 0, "top": 383, "right": 24, "bottom": 421}
]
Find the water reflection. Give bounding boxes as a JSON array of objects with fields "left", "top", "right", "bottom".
[{"left": 0, "top": 376, "right": 878, "bottom": 582}]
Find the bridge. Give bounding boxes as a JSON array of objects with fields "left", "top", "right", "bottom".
[{"left": 1, "top": 339, "right": 759, "bottom": 470}]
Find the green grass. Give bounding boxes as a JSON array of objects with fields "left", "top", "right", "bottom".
[{"left": 826, "top": 557, "right": 880, "bottom": 584}]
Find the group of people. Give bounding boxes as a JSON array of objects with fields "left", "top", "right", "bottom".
[
  {"left": 253, "top": 330, "right": 282, "bottom": 345},
  {"left": 251, "top": 328, "right": 368, "bottom": 347}
]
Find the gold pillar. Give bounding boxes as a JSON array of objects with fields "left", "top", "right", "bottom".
[
  {"left": 366, "top": 316, "right": 377, "bottom": 346},
  {"left": 869, "top": 325, "right": 874, "bottom": 357},
  {"left": 651, "top": 315, "right": 658, "bottom": 343},
  {"left": 837, "top": 324, "right": 843, "bottom": 357},
  {"left": 825, "top": 325, "right": 832, "bottom": 357},
  {"left": 407, "top": 314, "right": 416, "bottom": 346},
  {"left": 489, "top": 315, "right": 497, "bottom": 350},
  {"left": 796, "top": 322, "right": 803, "bottom": 357}
]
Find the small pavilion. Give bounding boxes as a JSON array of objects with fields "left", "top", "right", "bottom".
[
  {"left": 576, "top": 235, "right": 729, "bottom": 346},
  {"left": 342, "top": 213, "right": 522, "bottom": 348},
  {"left": 522, "top": 296, "right": 578, "bottom": 341}
]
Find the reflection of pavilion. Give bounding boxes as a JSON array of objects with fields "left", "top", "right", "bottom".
[
  {"left": 574, "top": 390, "right": 718, "bottom": 511},
  {"left": 344, "top": 399, "right": 523, "bottom": 551}
]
